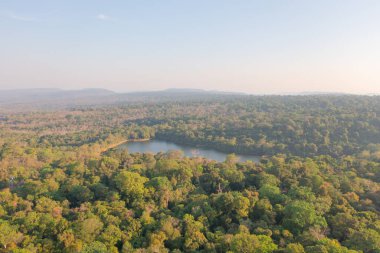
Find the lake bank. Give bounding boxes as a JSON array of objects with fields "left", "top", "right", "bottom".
[
  {"left": 116, "top": 139, "right": 260, "bottom": 163},
  {"left": 101, "top": 138, "right": 150, "bottom": 153}
]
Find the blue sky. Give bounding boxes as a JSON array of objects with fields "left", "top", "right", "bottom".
[{"left": 1, "top": 0, "right": 379, "bottom": 94}]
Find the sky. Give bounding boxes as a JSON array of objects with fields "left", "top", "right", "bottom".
[{"left": 0, "top": 0, "right": 380, "bottom": 94}]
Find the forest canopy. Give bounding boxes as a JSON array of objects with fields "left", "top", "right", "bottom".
[{"left": 0, "top": 94, "right": 379, "bottom": 253}]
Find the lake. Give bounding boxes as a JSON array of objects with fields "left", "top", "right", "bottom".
[{"left": 117, "top": 139, "right": 260, "bottom": 163}]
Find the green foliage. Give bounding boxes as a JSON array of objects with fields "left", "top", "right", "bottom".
[
  {"left": 306, "top": 238, "right": 361, "bottom": 253},
  {"left": 283, "top": 200, "right": 327, "bottom": 235},
  {"left": 344, "top": 229, "right": 380, "bottom": 253},
  {"left": 183, "top": 214, "right": 207, "bottom": 251},
  {"left": 258, "top": 184, "right": 285, "bottom": 204},
  {"left": 0, "top": 95, "right": 379, "bottom": 252},
  {"left": 114, "top": 171, "right": 148, "bottom": 204},
  {"left": 81, "top": 241, "right": 108, "bottom": 253},
  {"left": 68, "top": 185, "right": 94, "bottom": 206},
  {"left": 230, "top": 232, "right": 277, "bottom": 253},
  {"left": 284, "top": 243, "right": 305, "bottom": 253},
  {"left": 78, "top": 217, "right": 104, "bottom": 243},
  {"left": 0, "top": 220, "right": 23, "bottom": 249}
]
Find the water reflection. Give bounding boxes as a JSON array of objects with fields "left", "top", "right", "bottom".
[{"left": 117, "top": 139, "right": 260, "bottom": 163}]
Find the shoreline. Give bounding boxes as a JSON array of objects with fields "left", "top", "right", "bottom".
[
  {"left": 126, "top": 138, "right": 150, "bottom": 143},
  {"left": 101, "top": 138, "right": 150, "bottom": 153},
  {"left": 111, "top": 138, "right": 261, "bottom": 162}
]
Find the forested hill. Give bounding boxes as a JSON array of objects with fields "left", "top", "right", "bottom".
[
  {"left": 0, "top": 88, "right": 243, "bottom": 110},
  {"left": 0, "top": 88, "right": 115, "bottom": 105},
  {"left": 125, "top": 95, "right": 380, "bottom": 158},
  {"left": 0, "top": 94, "right": 379, "bottom": 252},
  {"left": 2, "top": 92, "right": 380, "bottom": 158}
]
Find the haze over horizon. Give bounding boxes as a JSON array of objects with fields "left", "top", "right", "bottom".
[
  {"left": 0, "top": 87, "right": 376, "bottom": 96},
  {"left": 1, "top": 0, "right": 380, "bottom": 94}
]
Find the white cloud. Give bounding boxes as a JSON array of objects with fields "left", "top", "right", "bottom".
[
  {"left": 96, "top": 14, "right": 110, "bottom": 21},
  {"left": 1, "top": 11, "right": 35, "bottom": 21}
]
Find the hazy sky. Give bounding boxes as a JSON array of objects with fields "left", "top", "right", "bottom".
[{"left": 1, "top": 0, "right": 380, "bottom": 94}]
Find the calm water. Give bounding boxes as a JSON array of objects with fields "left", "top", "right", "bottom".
[{"left": 117, "top": 139, "right": 260, "bottom": 163}]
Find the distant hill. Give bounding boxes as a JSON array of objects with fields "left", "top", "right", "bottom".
[
  {"left": 0, "top": 88, "right": 233, "bottom": 109},
  {"left": 112, "top": 88, "right": 246, "bottom": 104},
  {"left": 0, "top": 88, "right": 241, "bottom": 105},
  {"left": 0, "top": 87, "right": 373, "bottom": 111},
  {"left": 278, "top": 91, "right": 350, "bottom": 96},
  {"left": 0, "top": 88, "right": 115, "bottom": 107},
  {"left": 162, "top": 88, "right": 246, "bottom": 95},
  {"left": 0, "top": 88, "right": 114, "bottom": 99}
]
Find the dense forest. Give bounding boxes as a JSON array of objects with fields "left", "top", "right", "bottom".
[{"left": 0, "top": 94, "right": 379, "bottom": 252}]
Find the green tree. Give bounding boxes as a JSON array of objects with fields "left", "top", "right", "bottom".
[
  {"left": 68, "top": 185, "right": 94, "bottom": 206},
  {"left": 345, "top": 229, "right": 380, "bottom": 253},
  {"left": 81, "top": 241, "right": 108, "bottom": 253},
  {"left": 283, "top": 200, "right": 326, "bottom": 235},
  {"left": 183, "top": 214, "right": 207, "bottom": 251},
  {"left": 114, "top": 171, "right": 148, "bottom": 204},
  {"left": 0, "top": 221, "right": 23, "bottom": 249},
  {"left": 258, "top": 184, "right": 285, "bottom": 204},
  {"left": 230, "top": 232, "right": 277, "bottom": 253},
  {"left": 146, "top": 176, "right": 173, "bottom": 208},
  {"left": 284, "top": 243, "right": 305, "bottom": 253},
  {"left": 99, "top": 225, "right": 124, "bottom": 249},
  {"left": 78, "top": 217, "right": 104, "bottom": 243}
]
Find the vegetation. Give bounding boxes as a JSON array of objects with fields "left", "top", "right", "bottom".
[{"left": 0, "top": 94, "right": 379, "bottom": 252}]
